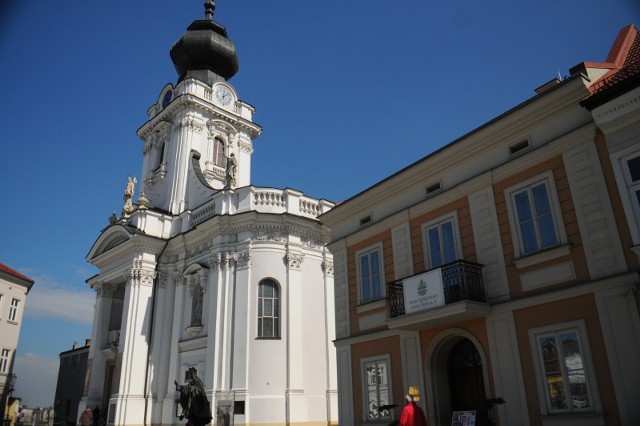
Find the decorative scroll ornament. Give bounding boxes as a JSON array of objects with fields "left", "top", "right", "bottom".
[
  {"left": 321, "top": 260, "right": 334, "bottom": 277},
  {"left": 125, "top": 268, "right": 156, "bottom": 286},
  {"left": 158, "top": 271, "right": 168, "bottom": 288},
  {"left": 285, "top": 253, "right": 304, "bottom": 270},
  {"left": 94, "top": 282, "right": 116, "bottom": 297},
  {"left": 253, "top": 231, "right": 286, "bottom": 243},
  {"left": 209, "top": 252, "right": 231, "bottom": 271},
  {"left": 236, "top": 251, "right": 251, "bottom": 269}
]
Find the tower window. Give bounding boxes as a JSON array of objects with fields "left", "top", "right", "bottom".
[{"left": 213, "top": 137, "right": 226, "bottom": 167}]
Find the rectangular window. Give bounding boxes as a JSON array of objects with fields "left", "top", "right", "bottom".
[
  {"left": 625, "top": 154, "right": 640, "bottom": 213},
  {"left": 358, "top": 246, "right": 383, "bottom": 303},
  {"left": 8, "top": 298, "right": 19, "bottom": 322},
  {"left": 530, "top": 322, "right": 600, "bottom": 415},
  {"left": 424, "top": 218, "right": 458, "bottom": 268},
  {"left": 0, "top": 349, "right": 10, "bottom": 373},
  {"left": 510, "top": 179, "right": 560, "bottom": 255},
  {"left": 0, "top": 294, "right": 4, "bottom": 318},
  {"left": 363, "top": 358, "right": 391, "bottom": 421}
]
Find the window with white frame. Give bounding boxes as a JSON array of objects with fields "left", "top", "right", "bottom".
[
  {"left": 257, "top": 279, "right": 280, "bottom": 338},
  {"left": 357, "top": 245, "right": 383, "bottom": 304},
  {"left": 362, "top": 356, "right": 392, "bottom": 421},
  {"left": 506, "top": 173, "right": 564, "bottom": 257},
  {"left": 530, "top": 321, "right": 600, "bottom": 415},
  {"left": 623, "top": 153, "right": 640, "bottom": 225},
  {"left": 0, "top": 349, "right": 10, "bottom": 373},
  {"left": 0, "top": 294, "right": 4, "bottom": 318},
  {"left": 422, "top": 214, "right": 460, "bottom": 269},
  {"left": 8, "top": 298, "right": 19, "bottom": 322}
]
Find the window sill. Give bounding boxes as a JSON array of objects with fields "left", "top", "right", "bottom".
[
  {"left": 256, "top": 337, "right": 281, "bottom": 340},
  {"left": 356, "top": 298, "right": 386, "bottom": 313},
  {"left": 514, "top": 244, "right": 571, "bottom": 269},
  {"left": 540, "top": 412, "right": 606, "bottom": 426}
]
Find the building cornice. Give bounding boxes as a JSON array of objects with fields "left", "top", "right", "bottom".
[{"left": 138, "top": 94, "right": 262, "bottom": 140}]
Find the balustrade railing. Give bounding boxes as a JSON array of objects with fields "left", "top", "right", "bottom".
[{"left": 388, "top": 260, "right": 485, "bottom": 319}]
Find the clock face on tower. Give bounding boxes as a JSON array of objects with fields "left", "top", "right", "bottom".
[{"left": 215, "top": 86, "right": 233, "bottom": 106}]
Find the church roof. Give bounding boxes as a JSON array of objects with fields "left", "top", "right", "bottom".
[
  {"left": 170, "top": 0, "right": 239, "bottom": 84},
  {"left": 0, "top": 262, "right": 34, "bottom": 285},
  {"left": 578, "top": 23, "right": 640, "bottom": 110}
]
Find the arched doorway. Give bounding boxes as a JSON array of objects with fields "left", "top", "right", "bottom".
[
  {"left": 448, "top": 339, "right": 486, "bottom": 412},
  {"left": 426, "top": 331, "right": 490, "bottom": 426}
]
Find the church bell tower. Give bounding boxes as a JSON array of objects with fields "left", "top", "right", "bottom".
[{"left": 137, "top": 0, "right": 261, "bottom": 215}]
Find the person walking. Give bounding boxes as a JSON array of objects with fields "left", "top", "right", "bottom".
[
  {"left": 399, "top": 395, "right": 427, "bottom": 426},
  {"left": 78, "top": 408, "right": 92, "bottom": 426}
]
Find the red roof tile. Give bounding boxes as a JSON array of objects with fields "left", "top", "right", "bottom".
[
  {"left": 580, "top": 24, "right": 640, "bottom": 109},
  {"left": 0, "top": 263, "right": 34, "bottom": 284}
]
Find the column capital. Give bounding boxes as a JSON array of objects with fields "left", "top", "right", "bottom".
[{"left": 285, "top": 252, "right": 304, "bottom": 270}]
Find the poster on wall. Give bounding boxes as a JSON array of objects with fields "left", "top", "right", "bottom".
[
  {"left": 215, "top": 394, "right": 234, "bottom": 426},
  {"left": 451, "top": 410, "right": 476, "bottom": 426},
  {"left": 402, "top": 269, "right": 444, "bottom": 314}
]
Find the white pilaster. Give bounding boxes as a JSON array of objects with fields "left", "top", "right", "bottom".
[
  {"left": 285, "top": 250, "right": 306, "bottom": 422},
  {"left": 112, "top": 266, "right": 156, "bottom": 426}
]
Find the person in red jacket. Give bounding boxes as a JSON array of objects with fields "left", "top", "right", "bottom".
[{"left": 399, "top": 394, "right": 427, "bottom": 426}]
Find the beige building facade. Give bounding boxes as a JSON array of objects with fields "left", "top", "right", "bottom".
[
  {"left": 321, "top": 24, "right": 640, "bottom": 426},
  {"left": 0, "top": 263, "right": 34, "bottom": 424}
]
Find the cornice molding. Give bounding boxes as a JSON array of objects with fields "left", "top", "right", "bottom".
[{"left": 138, "top": 95, "right": 262, "bottom": 140}]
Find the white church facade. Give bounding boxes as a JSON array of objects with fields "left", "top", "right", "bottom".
[{"left": 80, "top": 3, "right": 338, "bottom": 426}]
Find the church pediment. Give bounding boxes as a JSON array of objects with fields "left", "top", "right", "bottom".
[{"left": 86, "top": 225, "right": 136, "bottom": 261}]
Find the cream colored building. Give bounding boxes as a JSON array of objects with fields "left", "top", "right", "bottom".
[
  {"left": 0, "top": 263, "right": 34, "bottom": 424},
  {"left": 321, "top": 23, "right": 640, "bottom": 426}
]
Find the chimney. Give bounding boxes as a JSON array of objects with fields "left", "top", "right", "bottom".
[
  {"left": 72, "top": 341, "right": 78, "bottom": 349},
  {"left": 85, "top": 339, "right": 91, "bottom": 347}
]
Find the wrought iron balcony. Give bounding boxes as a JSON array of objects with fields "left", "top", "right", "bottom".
[{"left": 388, "top": 260, "right": 485, "bottom": 319}]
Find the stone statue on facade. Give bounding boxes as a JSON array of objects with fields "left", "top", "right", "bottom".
[
  {"left": 225, "top": 153, "right": 237, "bottom": 188},
  {"left": 175, "top": 368, "right": 212, "bottom": 426},
  {"left": 122, "top": 177, "right": 137, "bottom": 217}
]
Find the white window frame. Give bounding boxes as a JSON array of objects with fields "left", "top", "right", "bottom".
[
  {"left": 257, "top": 278, "right": 280, "bottom": 339},
  {"left": 528, "top": 320, "right": 602, "bottom": 418},
  {"left": 360, "top": 354, "right": 393, "bottom": 423},
  {"left": 356, "top": 243, "right": 385, "bottom": 305},
  {"left": 8, "top": 298, "right": 19, "bottom": 322},
  {"left": 611, "top": 147, "right": 640, "bottom": 245},
  {"left": 421, "top": 211, "right": 462, "bottom": 270},
  {"left": 0, "top": 349, "right": 10, "bottom": 373},
  {"left": 504, "top": 171, "right": 567, "bottom": 259},
  {"left": 0, "top": 294, "right": 4, "bottom": 319}
]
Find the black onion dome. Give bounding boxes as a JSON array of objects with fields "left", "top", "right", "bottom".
[{"left": 170, "top": 1, "right": 239, "bottom": 83}]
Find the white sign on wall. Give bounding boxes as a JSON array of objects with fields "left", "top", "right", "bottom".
[{"left": 402, "top": 269, "right": 444, "bottom": 314}]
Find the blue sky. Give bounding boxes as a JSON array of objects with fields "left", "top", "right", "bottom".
[{"left": 1, "top": 0, "right": 637, "bottom": 409}]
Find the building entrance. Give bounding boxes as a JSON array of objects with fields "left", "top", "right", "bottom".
[{"left": 448, "top": 338, "right": 486, "bottom": 412}]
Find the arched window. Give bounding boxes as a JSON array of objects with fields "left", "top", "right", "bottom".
[
  {"left": 257, "top": 279, "right": 280, "bottom": 338},
  {"left": 213, "top": 137, "right": 225, "bottom": 167}
]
